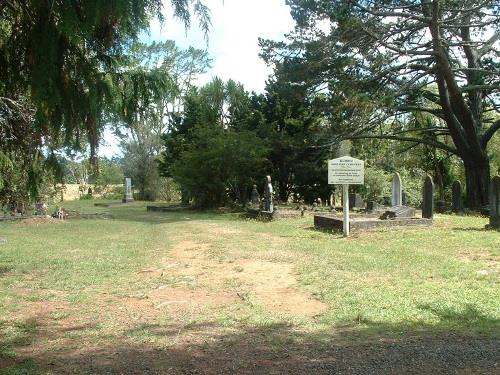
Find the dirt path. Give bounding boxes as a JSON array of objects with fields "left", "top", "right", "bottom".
[{"left": 135, "top": 238, "right": 326, "bottom": 317}]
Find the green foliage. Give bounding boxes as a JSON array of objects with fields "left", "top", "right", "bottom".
[
  {"left": 94, "top": 158, "right": 124, "bottom": 191},
  {"left": 361, "top": 166, "right": 391, "bottom": 203},
  {"left": 489, "top": 128, "right": 500, "bottom": 176},
  {"left": 160, "top": 78, "right": 268, "bottom": 207},
  {"left": 0, "top": 1, "right": 210, "bottom": 207},
  {"left": 117, "top": 41, "right": 210, "bottom": 201},
  {"left": 171, "top": 125, "right": 269, "bottom": 208},
  {"left": 252, "top": 77, "right": 331, "bottom": 202}
]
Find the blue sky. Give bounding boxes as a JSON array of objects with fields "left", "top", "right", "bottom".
[{"left": 99, "top": 0, "right": 295, "bottom": 157}]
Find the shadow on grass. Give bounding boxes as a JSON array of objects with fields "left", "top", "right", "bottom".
[{"left": 1, "top": 304, "right": 498, "bottom": 374}]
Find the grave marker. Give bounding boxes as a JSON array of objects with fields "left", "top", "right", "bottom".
[
  {"left": 392, "top": 173, "right": 402, "bottom": 206},
  {"left": 250, "top": 185, "right": 260, "bottom": 206},
  {"left": 422, "top": 175, "right": 434, "bottom": 219},
  {"left": 452, "top": 180, "right": 462, "bottom": 213},
  {"left": 264, "top": 176, "right": 274, "bottom": 213},
  {"left": 489, "top": 176, "right": 500, "bottom": 229},
  {"left": 122, "top": 177, "right": 134, "bottom": 203}
]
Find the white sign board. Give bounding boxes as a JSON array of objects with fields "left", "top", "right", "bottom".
[{"left": 328, "top": 157, "right": 365, "bottom": 185}]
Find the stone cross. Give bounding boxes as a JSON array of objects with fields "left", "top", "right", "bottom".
[
  {"left": 122, "top": 177, "right": 134, "bottom": 203},
  {"left": 489, "top": 175, "right": 500, "bottom": 229},
  {"left": 422, "top": 175, "right": 434, "bottom": 219},
  {"left": 250, "top": 185, "right": 260, "bottom": 206},
  {"left": 392, "top": 172, "right": 402, "bottom": 206},
  {"left": 452, "top": 180, "right": 462, "bottom": 213},
  {"left": 264, "top": 175, "right": 274, "bottom": 213}
]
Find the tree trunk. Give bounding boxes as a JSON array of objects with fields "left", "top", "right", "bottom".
[{"left": 463, "top": 157, "right": 490, "bottom": 209}]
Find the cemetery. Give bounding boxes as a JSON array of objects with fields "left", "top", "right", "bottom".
[{"left": 1, "top": 1, "right": 499, "bottom": 374}]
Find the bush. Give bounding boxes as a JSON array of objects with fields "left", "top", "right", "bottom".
[{"left": 361, "top": 166, "right": 392, "bottom": 202}]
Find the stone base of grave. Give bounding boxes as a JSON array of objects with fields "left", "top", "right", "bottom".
[
  {"left": 314, "top": 214, "right": 432, "bottom": 232},
  {"left": 146, "top": 205, "right": 190, "bottom": 212},
  {"left": 122, "top": 198, "right": 134, "bottom": 203},
  {"left": 379, "top": 206, "right": 416, "bottom": 219},
  {"left": 245, "top": 208, "right": 281, "bottom": 221},
  {"left": 94, "top": 202, "right": 125, "bottom": 207}
]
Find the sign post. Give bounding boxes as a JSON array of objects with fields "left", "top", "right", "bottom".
[
  {"left": 328, "top": 157, "right": 365, "bottom": 237},
  {"left": 342, "top": 183, "right": 349, "bottom": 236}
]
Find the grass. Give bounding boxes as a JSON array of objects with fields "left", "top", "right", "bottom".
[{"left": 0, "top": 200, "right": 498, "bottom": 373}]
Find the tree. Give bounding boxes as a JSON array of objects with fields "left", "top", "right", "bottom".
[
  {"left": 0, "top": 0, "right": 209, "bottom": 206},
  {"left": 159, "top": 78, "right": 269, "bottom": 207},
  {"left": 0, "top": 0, "right": 210, "bottom": 154},
  {"left": 116, "top": 41, "right": 210, "bottom": 200},
  {"left": 253, "top": 77, "right": 330, "bottom": 202},
  {"left": 261, "top": 0, "right": 499, "bottom": 208}
]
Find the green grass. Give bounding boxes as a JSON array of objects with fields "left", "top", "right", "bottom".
[{"left": 0, "top": 200, "right": 498, "bottom": 373}]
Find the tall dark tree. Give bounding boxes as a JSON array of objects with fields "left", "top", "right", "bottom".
[
  {"left": 1, "top": 0, "right": 209, "bottom": 156},
  {"left": 0, "top": 0, "right": 209, "bottom": 206},
  {"left": 252, "top": 78, "right": 330, "bottom": 202},
  {"left": 159, "top": 78, "right": 269, "bottom": 207},
  {"left": 261, "top": 0, "right": 499, "bottom": 208}
]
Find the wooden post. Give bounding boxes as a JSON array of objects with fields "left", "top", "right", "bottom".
[{"left": 343, "top": 184, "right": 349, "bottom": 237}]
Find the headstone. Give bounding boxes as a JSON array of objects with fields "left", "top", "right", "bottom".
[
  {"left": 264, "top": 175, "right": 273, "bottom": 213},
  {"left": 380, "top": 206, "right": 416, "bottom": 220},
  {"left": 349, "top": 193, "right": 365, "bottom": 210},
  {"left": 422, "top": 175, "right": 434, "bottom": 219},
  {"left": 367, "top": 201, "right": 385, "bottom": 212},
  {"left": 383, "top": 196, "right": 391, "bottom": 206},
  {"left": 122, "top": 177, "right": 134, "bottom": 203},
  {"left": 250, "top": 185, "right": 260, "bottom": 206},
  {"left": 392, "top": 173, "right": 402, "bottom": 206},
  {"left": 402, "top": 191, "right": 408, "bottom": 206},
  {"left": 435, "top": 200, "right": 447, "bottom": 213},
  {"left": 489, "top": 176, "right": 500, "bottom": 228},
  {"left": 452, "top": 180, "right": 462, "bottom": 213},
  {"left": 35, "top": 202, "right": 47, "bottom": 216}
]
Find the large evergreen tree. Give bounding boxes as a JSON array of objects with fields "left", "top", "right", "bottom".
[
  {"left": 261, "top": 0, "right": 499, "bottom": 208},
  {"left": 0, "top": 0, "right": 209, "bottom": 207}
]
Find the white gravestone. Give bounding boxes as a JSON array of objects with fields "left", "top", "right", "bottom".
[{"left": 392, "top": 173, "right": 402, "bottom": 207}]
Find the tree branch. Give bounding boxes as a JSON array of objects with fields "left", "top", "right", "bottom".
[
  {"left": 321, "top": 134, "right": 459, "bottom": 155},
  {"left": 481, "top": 119, "right": 500, "bottom": 147}
]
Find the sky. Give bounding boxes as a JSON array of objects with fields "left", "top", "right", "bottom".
[{"left": 99, "top": 0, "right": 295, "bottom": 157}]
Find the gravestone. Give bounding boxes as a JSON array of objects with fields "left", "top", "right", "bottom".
[
  {"left": 35, "top": 202, "right": 47, "bottom": 216},
  {"left": 402, "top": 191, "right": 408, "bottom": 206},
  {"left": 367, "top": 201, "right": 385, "bottom": 212},
  {"left": 250, "top": 185, "right": 260, "bottom": 206},
  {"left": 122, "top": 177, "right": 134, "bottom": 203},
  {"left": 349, "top": 193, "right": 365, "bottom": 210},
  {"left": 489, "top": 176, "right": 500, "bottom": 228},
  {"left": 264, "top": 175, "right": 274, "bottom": 213},
  {"left": 452, "top": 180, "right": 462, "bottom": 213},
  {"left": 392, "top": 173, "right": 402, "bottom": 206},
  {"left": 422, "top": 175, "right": 434, "bottom": 219}
]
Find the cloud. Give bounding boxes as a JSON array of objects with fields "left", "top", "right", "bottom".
[{"left": 150, "top": 0, "right": 295, "bottom": 92}]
